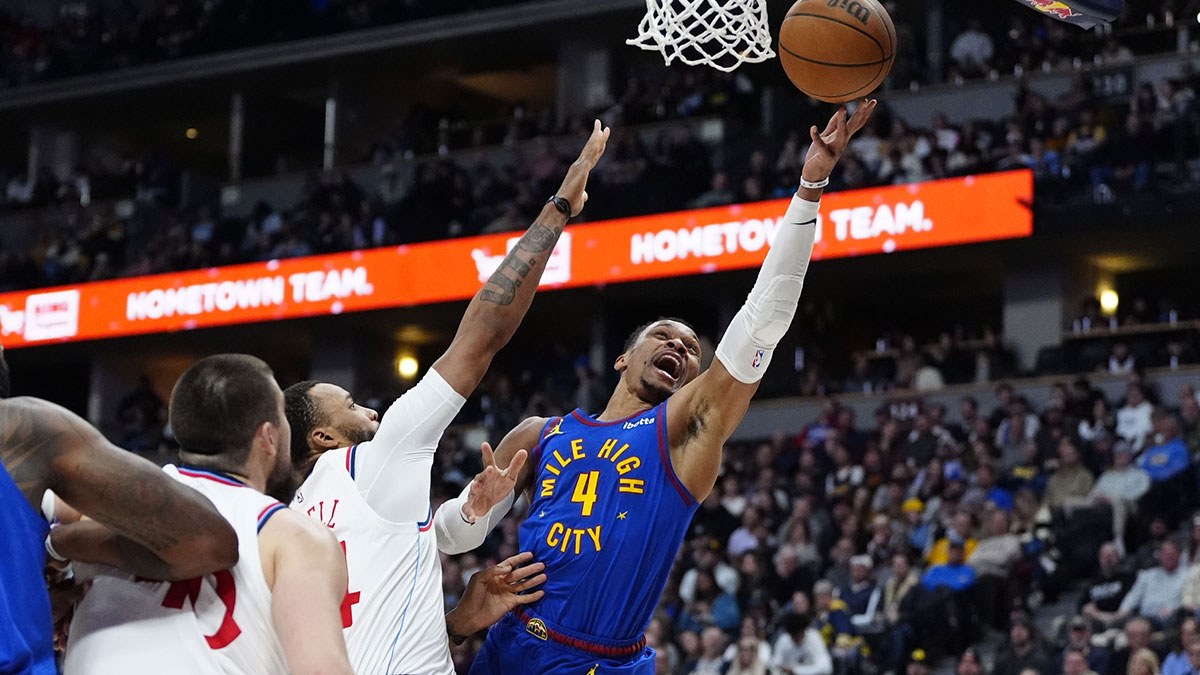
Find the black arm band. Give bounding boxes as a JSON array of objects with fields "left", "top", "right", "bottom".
[{"left": 547, "top": 195, "right": 571, "bottom": 217}]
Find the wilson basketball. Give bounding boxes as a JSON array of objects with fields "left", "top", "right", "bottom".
[{"left": 779, "top": 0, "right": 896, "bottom": 103}]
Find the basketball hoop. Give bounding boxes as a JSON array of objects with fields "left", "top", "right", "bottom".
[{"left": 627, "top": 0, "right": 776, "bottom": 73}]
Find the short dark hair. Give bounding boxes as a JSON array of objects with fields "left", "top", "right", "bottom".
[
  {"left": 170, "top": 354, "right": 281, "bottom": 463},
  {"left": 780, "top": 611, "right": 812, "bottom": 636},
  {"left": 622, "top": 317, "right": 698, "bottom": 353},
  {"left": 284, "top": 380, "right": 325, "bottom": 465}
]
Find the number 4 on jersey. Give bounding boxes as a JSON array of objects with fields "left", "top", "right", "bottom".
[
  {"left": 571, "top": 471, "right": 600, "bottom": 516},
  {"left": 339, "top": 540, "right": 361, "bottom": 628}
]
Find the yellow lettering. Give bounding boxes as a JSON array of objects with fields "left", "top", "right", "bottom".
[
  {"left": 559, "top": 528, "right": 570, "bottom": 552},
  {"left": 547, "top": 522, "right": 564, "bottom": 548},
  {"left": 545, "top": 463, "right": 561, "bottom": 476},
  {"left": 610, "top": 443, "right": 630, "bottom": 463},
  {"left": 552, "top": 450, "right": 572, "bottom": 470},
  {"left": 541, "top": 478, "right": 555, "bottom": 497},
  {"left": 570, "top": 438, "right": 585, "bottom": 460},
  {"left": 572, "top": 529, "right": 585, "bottom": 555},
  {"left": 587, "top": 526, "right": 602, "bottom": 551},
  {"left": 619, "top": 478, "right": 645, "bottom": 494},
  {"left": 597, "top": 438, "right": 617, "bottom": 459},
  {"left": 615, "top": 456, "right": 641, "bottom": 475}
]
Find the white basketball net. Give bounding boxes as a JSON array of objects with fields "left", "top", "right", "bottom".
[{"left": 627, "top": 0, "right": 776, "bottom": 73}]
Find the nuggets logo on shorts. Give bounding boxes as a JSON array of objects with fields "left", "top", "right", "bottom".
[{"left": 526, "top": 617, "right": 549, "bottom": 641}]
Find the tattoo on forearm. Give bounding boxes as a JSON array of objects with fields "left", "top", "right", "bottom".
[
  {"left": 0, "top": 401, "right": 64, "bottom": 506},
  {"left": 479, "top": 218, "right": 562, "bottom": 306},
  {"left": 515, "top": 222, "right": 559, "bottom": 254},
  {"left": 0, "top": 398, "right": 182, "bottom": 552}
]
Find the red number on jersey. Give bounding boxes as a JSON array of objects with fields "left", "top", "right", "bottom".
[
  {"left": 161, "top": 570, "right": 241, "bottom": 649},
  {"left": 339, "top": 540, "right": 361, "bottom": 628}
]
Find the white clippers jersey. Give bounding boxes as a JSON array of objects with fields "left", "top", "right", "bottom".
[
  {"left": 294, "top": 446, "right": 451, "bottom": 674},
  {"left": 65, "top": 465, "right": 290, "bottom": 675}
]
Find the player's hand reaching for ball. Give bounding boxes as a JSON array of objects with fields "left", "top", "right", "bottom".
[
  {"left": 446, "top": 551, "right": 547, "bottom": 642},
  {"left": 555, "top": 119, "right": 611, "bottom": 217},
  {"left": 462, "top": 442, "right": 527, "bottom": 524},
  {"left": 801, "top": 99, "right": 877, "bottom": 184}
]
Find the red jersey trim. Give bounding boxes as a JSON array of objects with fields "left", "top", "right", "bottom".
[
  {"left": 256, "top": 503, "right": 287, "bottom": 533},
  {"left": 569, "top": 407, "right": 653, "bottom": 427},
  {"left": 656, "top": 402, "right": 697, "bottom": 507}
]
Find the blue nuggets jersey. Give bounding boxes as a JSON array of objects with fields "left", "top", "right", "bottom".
[
  {"left": 518, "top": 402, "right": 699, "bottom": 642},
  {"left": 0, "top": 464, "right": 55, "bottom": 675}
]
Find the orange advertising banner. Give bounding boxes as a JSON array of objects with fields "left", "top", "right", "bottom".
[{"left": 0, "top": 170, "right": 1032, "bottom": 348}]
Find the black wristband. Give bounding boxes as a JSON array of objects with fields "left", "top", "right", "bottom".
[{"left": 547, "top": 195, "right": 571, "bottom": 217}]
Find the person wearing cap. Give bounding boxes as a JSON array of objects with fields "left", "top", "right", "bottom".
[
  {"left": 838, "top": 555, "right": 881, "bottom": 630},
  {"left": 1062, "top": 616, "right": 1112, "bottom": 675},
  {"left": 1080, "top": 543, "right": 1136, "bottom": 630},
  {"left": 992, "top": 615, "right": 1054, "bottom": 675},
  {"left": 904, "top": 498, "right": 934, "bottom": 555},
  {"left": 928, "top": 513, "right": 978, "bottom": 566},
  {"left": 1137, "top": 413, "right": 1190, "bottom": 526},
  {"left": 907, "top": 649, "right": 932, "bottom": 675}
]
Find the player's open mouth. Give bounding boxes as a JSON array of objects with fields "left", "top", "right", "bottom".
[{"left": 651, "top": 351, "right": 684, "bottom": 383}]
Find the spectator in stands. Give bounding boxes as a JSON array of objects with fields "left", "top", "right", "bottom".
[
  {"left": 692, "top": 626, "right": 730, "bottom": 675},
  {"left": 681, "top": 543, "right": 739, "bottom": 603},
  {"left": 1139, "top": 412, "right": 1190, "bottom": 485},
  {"left": 1109, "top": 343, "right": 1137, "bottom": 375},
  {"left": 929, "top": 513, "right": 978, "bottom": 565},
  {"left": 1044, "top": 437, "right": 1095, "bottom": 509},
  {"left": 1077, "top": 441, "right": 1150, "bottom": 555},
  {"left": 1081, "top": 543, "right": 1135, "bottom": 630},
  {"left": 769, "top": 611, "right": 833, "bottom": 675},
  {"left": 904, "top": 498, "right": 935, "bottom": 555},
  {"left": 1063, "top": 616, "right": 1112, "bottom": 675},
  {"left": 1128, "top": 648, "right": 1161, "bottom": 675},
  {"left": 1065, "top": 647, "right": 1102, "bottom": 675},
  {"left": 839, "top": 555, "right": 881, "bottom": 630},
  {"left": 959, "top": 648, "right": 985, "bottom": 675},
  {"left": 971, "top": 509, "right": 1024, "bottom": 629},
  {"left": 993, "top": 614, "right": 1054, "bottom": 675},
  {"left": 949, "top": 20, "right": 995, "bottom": 78},
  {"left": 1160, "top": 619, "right": 1199, "bottom": 675},
  {"left": 881, "top": 552, "right": 920, "bottom": 670},
  {"left": 1118, "top": 540, "right": 1187, "bottom": 627},
  {"left": 729, "top": 635, "right": 770, "bottom": 675},
  {"left": 1118, "top": 384, "right": 1155, "bottom": 451},
  {"left": 1109, "top": 619, "right": 1156, "bottom": 675}
]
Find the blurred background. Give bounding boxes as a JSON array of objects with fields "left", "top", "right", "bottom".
[{"left": 11, "top": 0, "right": 1200, "bottom": 673}]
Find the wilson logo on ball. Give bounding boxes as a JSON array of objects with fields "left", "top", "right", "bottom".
[{"left": 826, "top": 0, "right": 871, "bottom": 25}]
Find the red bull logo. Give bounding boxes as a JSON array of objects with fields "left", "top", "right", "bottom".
[{"left": 1022, "top": 0, "right": 1078, "bottom": 18}]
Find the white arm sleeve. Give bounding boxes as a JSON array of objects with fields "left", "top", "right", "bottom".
[
  {"left": 433, "top": 482, "right": 516, "bottom": 555},
  {"left": 715, "top": 195, "right": 818, "bottom": 383},
  {"left": 354, "top": 368, "right": 467, "bottom": 522}
]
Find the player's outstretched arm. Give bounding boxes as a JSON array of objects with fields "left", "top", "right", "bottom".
[
  {"left": 261, "top": 508, "right": 353, "bottom": 675},
  {"left": 1, "top": 397, "right": 238, "bottom": 579},
  {"left": 666, "top": 101, "right": 877, "bottom": 502},
  {"left": 434, "top": 417, "right": 544, "bottom": 554},
  {"left": 432, "top": 121, "right": 610, "bottom": 398}
]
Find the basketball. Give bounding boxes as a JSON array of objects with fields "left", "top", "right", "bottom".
[{"left": 778, "top": 0, "right": 896, "bottom": 103}]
